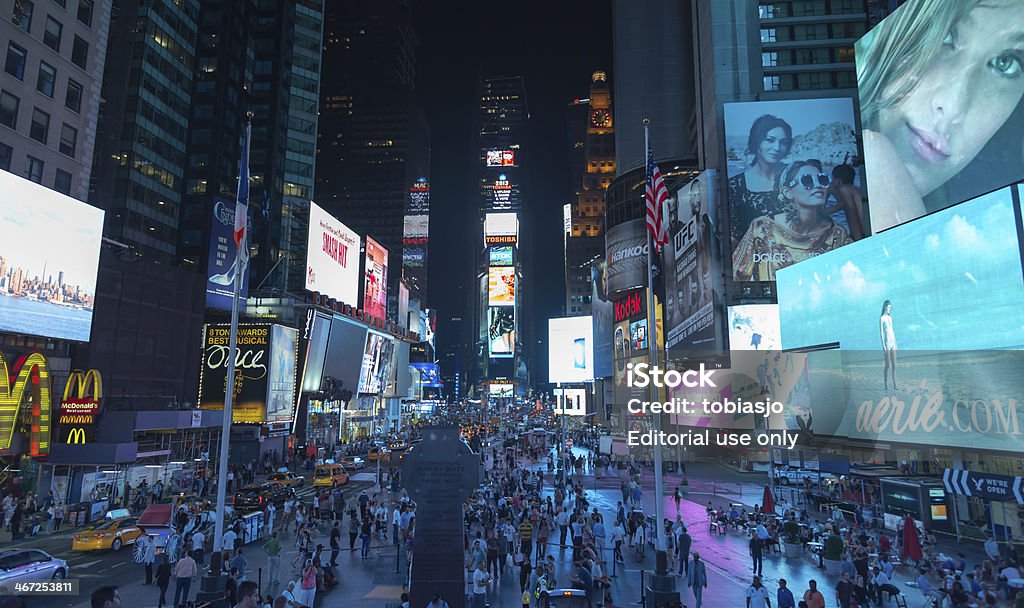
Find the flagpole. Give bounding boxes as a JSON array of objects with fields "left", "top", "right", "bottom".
[
  {"left": 644, "top": 118, "right": 667, "bottom": 553},
  {"left": 213, "top": 113, "right": 252, "bottom": 555}
]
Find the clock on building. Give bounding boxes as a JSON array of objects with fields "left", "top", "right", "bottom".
[{"left": 590, "top": 109, "right": 611, "bottom": 128}]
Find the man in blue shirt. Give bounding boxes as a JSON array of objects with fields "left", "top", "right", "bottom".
[
  {"left": 570, "top": 560, "right": 594, "bottom": 608},
  {"left": 777, "top": 578, "right": 796, "bottom": 608}
]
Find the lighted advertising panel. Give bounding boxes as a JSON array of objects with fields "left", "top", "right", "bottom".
[
  {"left": 0, "top": 171, "right": 104, "bottom": 342},
  {"left": 487, "top": 173, "right": 518, "bottom": 211},
  {"left": 857, "top": 0, "right": 1024, "bottom": 232},
  {"left": 663, "top": 170, "right": 725, "bottom": 356},
  {"left": 487, "top": 307, "right": 515, "bottom": 357},
  {"left": 407, "top": 179, "right": 430, "bottom": 214},
  {"left": 199, "top": 323, "right": 297, "bottom": 423},
  {"left": 486, "top": 149, "right": 516, "bottom": 167},
  {"left": 488, "top": 267, "right": 516, "bottom": 306},
  {"left": 362, "top": 236, "right": 388, "bottom": 320},
  {"left": 357, "top": 331, "right": 393, "bottom": 395},
  {"left": 305, "top": 202, "right": 360, "bottom": 306},
  {"left": 728, "top": 305, "right": 781, "bottom": 351},
  {"left": 548, "top": 316, "right": 595, "bottom": 384},
  {"left": 206, "top": 197, "right": 251, "bottom": 310},
  {"left": 489, "top": 383, "right": 514, "bottom": 397},
  {"left": 484, "top": 212, "right": 518, "bottom": 246},
  {"left": 725, "top": 98, "right": 863, "bottom": 283},
  {"left": 591, "top": 259, "right": 614, "bottom": 379},
  {"left": 489, "top": 246, "right": 513, "bottom": 266},
  {"left": 403, "top": 215, "right": 429, "bottom": 239},
  {"left": 322, "top": 316, "right": 368, "bottom": 399},
  {"left": 554, "top": 387, "right": 587, "bottom": 416},
  {"left": 605, "top": 219, "right": 647, "bottom": 295},
  {"left": 298, "top": 311, "right": 331, "bottom": 395},
  {"left": 410, "top": 362, "right": 442, "bottom": 388}
]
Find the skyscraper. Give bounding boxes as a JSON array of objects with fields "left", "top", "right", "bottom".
[
  {"left": 564, "top": 71, "right": 615, "bottom": 317},
  {"left": 2, "top": 0, "right": 113, "bottom": 199},
  {"left": 316, "top": 0, "right": 429, "bottom": 317}
]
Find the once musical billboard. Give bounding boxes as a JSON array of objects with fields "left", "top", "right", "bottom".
[{"left": 0, "top": 171, "right": 104, "bottom": 342}]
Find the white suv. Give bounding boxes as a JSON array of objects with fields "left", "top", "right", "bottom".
[{"left": 773, "top": 465, "right": 833, "bottom": 485}]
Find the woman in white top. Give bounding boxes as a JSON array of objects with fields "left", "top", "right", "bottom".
[{"left": 880, "top": 300, "right": 897, "bottom": 390}]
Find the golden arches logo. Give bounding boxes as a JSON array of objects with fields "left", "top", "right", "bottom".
[
  {"left": 0, "top": 352, "right": 51, "bottom": 456},
  {"left": 66, "top": 427, "right": 87, "bottom": 444},
  {"left": 63, "top": 369, "right": 102, "bottom": 402}
]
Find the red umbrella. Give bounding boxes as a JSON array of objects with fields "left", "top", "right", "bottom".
[
  {"left": 762, "top": 485, "right": 776, "bottom": 515},
  {"left": 901, "top": 516, "right": 923, "bottom": 562}
]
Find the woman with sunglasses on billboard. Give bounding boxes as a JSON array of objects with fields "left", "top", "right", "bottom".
[
  {"left": 859, "top": 0, "right": 1024, "bottom": 232},
  {"left": 728, "top": 115, "right": 793, "bottom": 250},
  {"left": 734, "top": 160, "right": 852, "bottom": 281}
]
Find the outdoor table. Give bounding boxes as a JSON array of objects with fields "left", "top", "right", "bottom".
[{"left": 807, "top": 542, "right": 825, "bottom": 568}]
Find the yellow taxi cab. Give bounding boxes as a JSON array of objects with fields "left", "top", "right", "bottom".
[
  {"left": 72, "top": 517, "right": 144, "bottom": 552},
  {"left": 367, "top": 446, "right": 391, "bottom": 463},
  {"left": 312, "top": 463, "right": 350, "bottom": 487},
  {"left": 267, "top": 471, "right": 305, "bottom": 487}
]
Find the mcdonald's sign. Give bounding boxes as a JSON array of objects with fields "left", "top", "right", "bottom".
[
  {"left": 58, "top": 369, "right": 102, "bottom": 445},
  {"left": 0, "top": 351, "right": 51, "bottom": 457}
]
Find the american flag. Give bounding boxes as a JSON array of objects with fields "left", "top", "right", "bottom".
[{"left": 645, "top": 143, "right": 669, "bottom": 252}]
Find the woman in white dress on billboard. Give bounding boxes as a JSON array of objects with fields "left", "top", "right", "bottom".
[{"left": 880, "top": 300, "right": 897, "bottom": 390}]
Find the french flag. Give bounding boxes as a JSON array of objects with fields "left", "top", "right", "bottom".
[{"left": 234, "top": 116, "right": 252, "bottom": 258}]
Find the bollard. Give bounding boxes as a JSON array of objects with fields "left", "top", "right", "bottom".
[
  {"left": 640, "top": 568, "right": 646, "bottom": 607},
  {"left": 258, "top": 567, "right": 262, "bottom": 595}
]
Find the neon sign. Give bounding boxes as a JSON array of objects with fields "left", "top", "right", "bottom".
[
  {"left": 59, "top": 369, "right": 102, "bottom": 444},
  {"left": 0, "top": 352, "right": 51, "bottom": 456}
]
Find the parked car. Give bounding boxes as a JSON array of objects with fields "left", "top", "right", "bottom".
[
  {"left": 772, "top": 465, "right": 834, "bottom": 485},
  {"left": 0, "top": 549, "right": 69, "bottom": 593},
  {"left": 71, "top": 517, "right": 144, "bottom": 552},
  {"left": 232, "top": 483, "right": 290, "bottom": 512},
  {"left": 267, "top": 471, "right": 305, "bottom": 488},
  {"left": 340, "top": 456, "right": 366, "bottom": 470}
]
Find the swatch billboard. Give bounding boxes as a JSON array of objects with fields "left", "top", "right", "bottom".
[
  {"left": 0, "top": 171, "right": 104, "bottom": 342},
  {"left": 725, "top": 98, "right": 863, "bottom": 283},
  {"left": 362, "top": 236, "right": 388, "bottom": 320},
  {"left": 857, "top": 0, "right": 1024, "bottom": 233},
  {"left": 663, "top": 170, "right": 725, "bottom": 358},
  {"left": 305, "top": 202, "right": 360, "bottom": 307}
]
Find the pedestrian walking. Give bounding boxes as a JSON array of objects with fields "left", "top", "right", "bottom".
[
  {"left": 777, "top": 579, "right": 796, "bottom": 608},
  {"left": 329, "top": 520, "right": 341, "bottom": 567},
  {"left": 687, "top": 551, "right": 708, "bottom": 608},
  {"left": 803, "top": 580, "right": 826, "bottom": 608},
  {"left": 155, "top": 554, "right": 171, "bottom": 608},
  {"left": 140, "top": 534, "right": 156, "bottom": 584},
  {"left": 262, "top": 531, "right": 282, "bottom": 588},
  {"left": 677, "top": 526, "right": 692, "bottom": 576},
  {"left": 750, "top": 535, "right": 764, "bottom": 577},
  {"left": 172, "top": 549, "right": 198, "bottom": 607},
  {"left": 264, "top": 502, "right": 276, "bottom": 537},
  {"left": 746, "top": 576, "right": 771, "bottom": 608}
]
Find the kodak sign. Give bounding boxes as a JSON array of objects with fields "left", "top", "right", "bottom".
[
  {"left": 59, "top": 369, "right": 102, "bottom": 444},
  {"left": 0, "top": 351, "right": 51, "bottom": 457}
]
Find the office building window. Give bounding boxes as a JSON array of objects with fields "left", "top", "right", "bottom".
[
  {"left": 791, "top": 0, "right": 826, "bottom": 16},
  {"left": 0, "top": 91, "right": 18, "bottom": 128},
  {"left": 5, "top": 44, "right": 27, "bottom": 80},
  {"left": 797, "top": 72, "right": 832, "bottom": 89},
  {"left": 71, "top": 35, "right": 87, "bottom": 68},
  {"left": 836, "top": 47, "right": 856, "bottom": 63},
  {"left": 0, "top": 142, "right": 10, "bottom": 171},
  {"left": 760, "top": 28, "right": 777, "bottom": 43},
  {"left": 52, "top": 0, "right": 67, "bottom": 7},
  {"left": 11, "top": 0, "right": 33, "bottom": 32},
  {"left": 59, "top": 123, "right": 76, "bottom": 157},
  {"left": 43, "top": 16, "right": 62, "bottom": 51},
  {"left": 29, "top": 107, "right": 49, "bottom": 143},
  {"left": 762, "top": 52, "right": 778, "bottom": 68},
  {"left": 25, "top": 156, "right": 43, "bottom": 183},
  {"left": 835, "top": 70, "right": 857, "bottom": 88},
  {"left": 764, "top": 75, "right": 781, "bottom": 92},
  {"left": 64, "top": 78, "right": 82, "bottom": 112},
  {"left": 75, "top": 0, "right": 91, "bottom": 26},
  {"left": 36, "top": 61, "right": 56, "bottom": 97},
  {"left": 54, "top": 168, "right": 71, "bottom": 194}
]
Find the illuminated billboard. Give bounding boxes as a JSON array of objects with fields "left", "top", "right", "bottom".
[
  {"left": 484, "top": 212, "right": 518, "bottom": 246},
  {"left": 591, "top": 259, "right": 614, "bottom": 379},
  {"left": 305, "top": 202, "right": 360, "bottom": 306},
  {"left": 488, "top": 267, "right": 516, "bottom": 306},
  {"left": 605, "top": 219, "right": 647, "bottom": 295},
  {"left": 728, "top": 305, "right": 781, "bottom": 351},
  {"left": 362, "top": 236, "right": 388, "bottom": 320},
  {"left": 778, "top": 186, "right": 1024, "bottom": 351},
  {"left": 199, "top": 323, "right": 297, "bottom": 423},
  {"left": 554, "top": 387, "right": 587, "bottom": 416},
  {"left": 489, "top": 383, "right": 514, "bottom": 397},
  {"left": 489, "top": 246, "right": 513, "bottom": 266},
  {"left": 663, "top": 170, "right": 725, "bottom": 357},
  {"left": 0, "top": 171, "right": 104, "bottom": 342},
  {"left": 486, "top": 149, "right": 516, "bottom": 167},
  {"left": 487, "top": 307, "right": 515, "bottom": 357},
  {"left": 403, "top": 215, "right": 429, "bottom": 239},
  {"left": 548, "top": 316, "right": 595, "bottom": 384},
  {"left": 206, "top": 197, "right": 251, "bottom": 310},
  {"left": 724, "top": 98, "right": 862, "bottom": 283},
  {"left": 410, "top": 362, "right": 441, "bottom": 388},
  {"left": 357, "top": 331, "right": 393, "bottom": 394},
  {"left": 857, "top": 0, "right": 1024, "bottom": 232}
]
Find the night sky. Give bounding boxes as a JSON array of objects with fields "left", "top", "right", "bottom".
[{"left": 419, "top": 0, "right": 613, "bottom": 384}]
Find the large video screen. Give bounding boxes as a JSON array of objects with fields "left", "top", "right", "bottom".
[
  {"left": 362, "top": 236, "right": 388, "bottom": 320},
  {"left": 548, "top": 316, "right": 595, "bottom": 383},
  {"left": 664, "top": 170, "right": 725, "bottom": 356},
  {"left": 725, "top": 98, "right": 863, "bottom": 283},
  {"left": 305, "top": 202, "right": 361, "bottom": 307},
  {"left": 0, "top": 171, "right": 104, "bottom": 342},
  {"left": 265, "top": 324, "right": 298, "bottom": 424},
  {"left": 488, "top": 267, "right": 516, "bottom": 306},
  {"left": 489, "top": 246, "right": 513, "bottom": 266},
  {"left": 777, "top": 186, "right": 1024, "bottom": 351},
  {"left": 322, "top": 316, "right": 368, "bottom": 397},
  {"left": 728, "top": 305, "right": 782, "bottom": 351},
  {"left": 857, "top": 0, "right": 1024, "bottom": 233},
  {"left": 206, "top": 197, "right": 250, "bottom": 310},
  {"left": 486, "top": 149, "right": 516, "bottom": 167},
  {"left": 487, "top": 307, "right": 515, "bottom": 357},
  {"left": 357, "top": 331, "right": 392, "bottom": 394},
  {"left": 591, "top": 259, "right": 614, "bottom": 379},
  {"left": 410, "top": 362, "right": 442, "bottom": 388}
]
